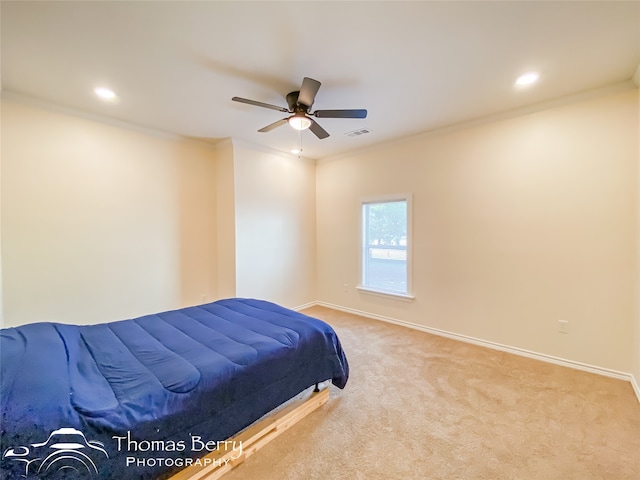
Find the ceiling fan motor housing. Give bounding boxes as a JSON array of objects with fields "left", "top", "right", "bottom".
[{"left": 286, "top": 91, "right": 308, "bottom": 112}]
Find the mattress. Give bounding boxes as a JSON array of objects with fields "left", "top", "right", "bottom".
[{"left": 0, "top": 298, "right": 349, "bottom": 479}]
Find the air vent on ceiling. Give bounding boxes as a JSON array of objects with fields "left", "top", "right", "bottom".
[{"left": 345, "top": 128, "right": 371, "bottom": 137}]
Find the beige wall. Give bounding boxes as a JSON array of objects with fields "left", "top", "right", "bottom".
[
  {"left": 2, "top": 88, "right": 638, "bottom": 384},
  {"left": 233, "top": 141, "right": 317, "bottom": 308},
  {"left": 635, "top": 87, "right": 640, "bottom": 393},
  {"left": 1, "top": 98, "right": 218, "bottom": 326},
  {"left": 214, "top": 139, "right": 237, "bottom": 299},
  {"left": 1, "top": 98, "right": 318, "bottom": 326},
  {"left": 317, "top": 88, "right": 638, "bottom": 374}
]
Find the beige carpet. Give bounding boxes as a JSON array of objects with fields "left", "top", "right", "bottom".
[{"left": 224, "top": 306, "right": 640, "bottom": 480}]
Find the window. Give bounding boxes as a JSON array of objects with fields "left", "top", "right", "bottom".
[{"left": 359, "top": 195, "right": 412, "bottom": 299}]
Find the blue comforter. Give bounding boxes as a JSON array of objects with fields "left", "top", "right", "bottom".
[{"left": 0, "top": 298, "right": 348, "bottom": 479}]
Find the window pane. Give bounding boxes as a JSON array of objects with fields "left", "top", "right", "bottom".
[{"left": 363, "top": 200, "right": 407, "bottom": 294}]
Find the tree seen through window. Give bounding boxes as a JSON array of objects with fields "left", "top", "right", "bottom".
[{"left": 362, "top": 199, "right": 407, "bottom": 294}]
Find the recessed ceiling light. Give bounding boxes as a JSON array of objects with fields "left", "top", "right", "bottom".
[
  {"left": 515, "top": 72, "right": 539, "bottom": 87},
  {"left": 94, "top": 86, "right": 117, "bottom": 100}
]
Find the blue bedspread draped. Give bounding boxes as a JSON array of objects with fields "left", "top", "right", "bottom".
[{"left": 0, "top": 298, "right": 348, "bottom": 479}]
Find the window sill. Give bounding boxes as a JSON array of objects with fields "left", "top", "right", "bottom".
[{"left": 356, "top": 286, "right": 415, "bottom": 302}]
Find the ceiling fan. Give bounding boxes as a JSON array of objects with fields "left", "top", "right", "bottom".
[{"left": 232, "top": 77, "right": 367, "bottom": 139}]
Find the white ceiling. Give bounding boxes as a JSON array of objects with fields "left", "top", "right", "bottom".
[{"left": 2, "top": 1, "right": 639, "bottom": 160}]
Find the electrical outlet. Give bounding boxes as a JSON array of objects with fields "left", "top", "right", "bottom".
[
  {"left": 558, "top": 319, "right": 569, "bottom": 334},
  {"left": 343, "top": 284, "right": 349, "bottom": 293}
]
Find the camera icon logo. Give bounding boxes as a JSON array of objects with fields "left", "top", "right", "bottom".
[{"left": 3, "top": 427, "right": 108, "bottom": 478}]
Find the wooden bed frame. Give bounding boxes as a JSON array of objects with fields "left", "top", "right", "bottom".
[{"left": 168, "top": 384, "right": 330, "bottom": 480}]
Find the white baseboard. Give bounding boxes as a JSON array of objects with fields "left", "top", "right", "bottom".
[
  {"left": 292, "top": 301, "right": 318, "bottom": 312},
  {"left": 631, "top": 375, "right": 640, "bottom": 404},
  {"left": 302, "top": 301, "right": 640, "bottom": 405}
]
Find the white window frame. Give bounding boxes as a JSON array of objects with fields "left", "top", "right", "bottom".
[{"left": 357, "top": 193, "right": 414, "bottom": 301}]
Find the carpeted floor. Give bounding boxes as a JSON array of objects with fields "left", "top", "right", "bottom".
[{"left": 223, "top": 306, "right": 640, "bottom": 480}]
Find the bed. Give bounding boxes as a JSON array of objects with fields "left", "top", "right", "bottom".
[{"left": 0, "top": 298, "right": 349, "bottom": 479}]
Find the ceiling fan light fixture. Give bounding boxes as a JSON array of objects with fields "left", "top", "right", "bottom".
[{"left": 289, "top": 115, "right": 312, "bottom": 131}]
